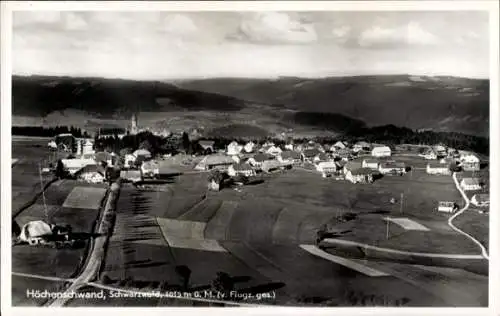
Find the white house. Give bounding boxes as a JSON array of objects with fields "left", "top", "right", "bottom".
[
  {"left": 227, "top": 141, "right": 243, "bottom": 156},
  {"left": 426, "top": 162, "right": 451, "bottom": 175},
  {"left": 419, "top": 149, "right": 437, "bottom": 160},
  {"left": 278, "top": 151, "right": 302, "bottom": 165},
  {"left": 437, "top": 201, "right": 457, "bottom": 213},
  {"left": 345, "top": 168, "right": 374, "bottom": 184},
  {"left": 459, "top": 152, "right": 480, "bottom": 171},
  {"left": 133, "top": 149, "right": 152, "bottom": 159},
  {"left": 244, "top": 141, "right": 256, "bottom": 153},
  {"left": 284, "top": 143, "right": 294, "bottom": 151},
  {"left": 460, "top": 178, "right": 482, "bottom": 191},
  {"left": 141, "top": 160, "right": 159, "bottom": 178},
  {"left": 315, "top": 161, "right": 338, "bottom": 178},
  {"left": 74, "top": 164, "right": 106, "bottom": 183},
  {"left": 61, "top": 158, "right": 96, "bottom": 175},
  {"left": 228, "top": 163, "right": 256, "bottom": 177},
  {"left": 362, "top": 159, "right": 379, "bottom": 169},
  {"left": 371, "top": 146, "right": 391, "bottom": 157},
  {"left": 124, "top": 154, "right": 137, "bottom": 169},
  {"left": 471, "top": 194, "right": 489, "bottom": 207},
  {"left": 333, "top": 141, "right": 347, "bottom": 150},
  {"left": 265, "top": 145, "right": 283, "bottom": 156},
  {"left": 378, "top": 161, "right": 406, "bottom": 175}
]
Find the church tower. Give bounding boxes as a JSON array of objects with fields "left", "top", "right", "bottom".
[{"left": 130, "top": 113, "right": 138, "bottom": 135}]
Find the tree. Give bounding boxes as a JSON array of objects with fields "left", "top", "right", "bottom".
[
  {"left": 211, "top": 272, "right": 234, "bottom": 296},
  {"left": 182, "top": 132, "right": 190, "bottom": 153},
  {"left": 175, "top": 265, "right": 192, "bottom": 291},
  {"left": 55, "top": 160, "right": 69, "bottom": 179}
]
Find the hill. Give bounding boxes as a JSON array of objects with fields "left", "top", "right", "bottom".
[{"left": 173, "top": 75, "right": 489, "bottom": 137}]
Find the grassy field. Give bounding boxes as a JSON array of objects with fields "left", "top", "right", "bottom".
[
  {"left": 12, "top": 179, "right": 107, "bottom": 279},
  {"left": 454, "top": 211, "right": 489, "bottom": 252}
]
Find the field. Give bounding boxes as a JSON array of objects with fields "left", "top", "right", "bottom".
[
  {"left": 99, "top": 165, "right": 488, "bottom": 306},
  {"left": 11, "top": 275, "right": 68, "bottom": 306}
]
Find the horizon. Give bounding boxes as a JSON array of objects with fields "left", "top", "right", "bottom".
[{"left": 12, "top": 11, "right": 489, "bottom": 80}]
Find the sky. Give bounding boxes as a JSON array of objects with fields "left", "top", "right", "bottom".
[{"left": 12, "top": 11, "right": 490, "bottom": 79}]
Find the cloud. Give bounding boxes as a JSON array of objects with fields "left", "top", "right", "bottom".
[
  {"left": 62, "top": 13, "right": 88, "bottom": 31},
  {"left": 228, "top": 12, "right": 317, "bottom": 44},
  {"left": 331, "top": 25, "right": 351, "bottom": 43},
  {"left": 358, "top": 21, "right": 438, "bottom": 47},
  {"left": 162, "top": 14, "right": 198, "bottom": 35},
  {"left": 13, "top": 12, "right": 61, "bottom": 27}
]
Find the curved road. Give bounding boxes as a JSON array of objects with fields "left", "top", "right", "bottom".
[{"left": 449, "top": 172, "right": 489, "bottom": 260}]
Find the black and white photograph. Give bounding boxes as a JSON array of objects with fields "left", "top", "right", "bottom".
[{"left": 1, "top": 1, "right": 499, "bottom": 313}]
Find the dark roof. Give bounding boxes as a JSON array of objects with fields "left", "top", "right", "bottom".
[
  {"left": 380, "top": 161, "right": 405, "bottom": 169},
  {"left": 280, "top": 151, "right": 301, "bottom": 159},
  {"left": 75, "top": 164, "right": 106, "bottom": 176},
  {"left": 252, "top": 153, "right": 275, "bottom": 162},
  {"left": 302, "top": 148, "right": 320, "bottom": 158},
  {"left": 344, "top": 161, "right": 362, "bottom": 170},
  {"left": 232, "top": 163, "right": 254, "bottom": 171},
  {"left": 95, "top": 151, "right": 113, "bottom": 162},
  {"left": 350, "top": 167, "right": 374, "bottom": 176}
]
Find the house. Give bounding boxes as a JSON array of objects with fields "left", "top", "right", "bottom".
[
  {"left": 248, "top": 153, "right": 275, "bottom": 168},
  {"left": 345, "top": 168, "right": 374, "bottom": 184},
  {"left": 334, "top": 148, "right": 352, "bottom": 161},
  {"left": 95, "top": 151, "right": 116, "bottom": 167},
  {"left": 378, "top": 161, "right": 406, "bottom": 175},
  {"left": 471, "top": 194, "right": 489, "bottom": 207},
  {"left": 353, "top": 141, "right": 371, "bottom": 152},
  {"left": 437, "top": 201, "right": 457, "bottom": 213},
  {"left": 333, "top": 141, "right": 347, "bottom": 150},
  {"left": 208, "top": 179, "right": 220, "bottom": 191},
  {"left": 343, "top": 161, "right": 362, "bottom": 175},
  {"left": 460, "top": 178, "right": 482, "bottom": 191},
  {"left": 265, "top": 145, "right": 283, "bottom": 156},
  {"left": 262, "top": 160, "right": 287, "bottom": 173},
  {"left": 315, "top": 161, "right": 338, "bottom": 178},
  {"left": 228, "top": 163, "right": 256, "bottom": 177},
  {"left": 199, "top": 140, "right": 215, "bottom": 153},
  {"left": 313, "top": 152, "right": 330, "bottom": 164},
  {"left": 244, "top": 141, "right": 256, "bottom": 153},
  {"left": 74, "top": 164, "right": 106, "bottom": 183},
  {"left": 141, "top": 160, "right": 159, "bottom": 178},
  {"left": 362, "top": 159, "right": 379, "bottom": 169},
  {"left": 227, "top": 141, "right": 243, "bottom": 156},
  {"left": 301, "top": 149, "right": 321, "bottom": 163},
  {"left": 124, "top": 154, "right": 137, "bottom": 169},
  {"left": 459, "top": 152, "right": 480, "bottom": 171},
  {"left": 278, "top": 151, "right": 302, "bottom": 165},
  {"left": 426, "top": 162, "right": 451, "bottom": 175},
  {"left": 419, "top": 148, "right": 437, "bottom": 160},
  {"left": 61, "top": 158, "right": 96, "bottom": 175},
  {"left": 195, "top": 154, "right": 235, "bottom": 171},
  {"left": 284, "top": 143, "right": 294, "bottom": 151},
  {"left": 371, "top": 146, "right": 391, "bottom": 157},
  {"left": 133, "top": 149, "right": 152, "bottom": 160},
  {"left": 433, "top": 145, "right": 447, "bottom": 157}
]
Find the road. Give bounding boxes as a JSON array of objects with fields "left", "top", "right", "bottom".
[
  {"left": 449, "top": 172, "right": 489, "bottom": 260},
  {"left": 48, "top": 182, "right": 120, "bottom": 307}
]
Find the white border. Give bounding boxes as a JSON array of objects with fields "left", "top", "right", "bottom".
[{"left": 1, "top": 1, "right": 499, "bottom": 316}]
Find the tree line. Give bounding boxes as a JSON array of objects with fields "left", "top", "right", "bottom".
[{"left": 12, "top": 125, "right": 90, "bottom": 138}]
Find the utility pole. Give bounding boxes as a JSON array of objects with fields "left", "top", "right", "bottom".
[
  {"left": 39, "top": 162, "right": 49, "bottom": 224},
  {"left": 386, "top": 220, "right": 390, "bottom": 240},
  {"left": 400, "top": 192, "right": 404, "bottom": 214}
]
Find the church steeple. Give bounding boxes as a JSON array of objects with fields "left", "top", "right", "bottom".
[{"left": 130, "top": 113, "right": 138, "bottom": 135}]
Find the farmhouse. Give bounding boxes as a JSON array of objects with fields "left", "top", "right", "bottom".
[
  {"left": 301, "top": 148, "right": 321, "bottom": 163},
  {"left": 333, "top": 148, "right": 352, "bottom": 161},
  {"left": 227, "top": 141, "right": 243, "bottom": 156},
  {"left": 459, "top": 152, "right": 480, "bottom": 171},
  {"left": 278, "top": 151, "right": 302, "bottom": 165},
  {"left": 248, "top": 153, "right": 275, "bottom": 168},
  {"left": 333, "top": 141, "right": 348, "bottom": 150},
  {"left": 362, "top": 159, "right": 379, "bottom": 169},
  {"left": 284, "top": 143, "right": 294, "bottom": 151},
  {"left": 426, "top": 162, "right": 451, "bottom": 175},
  {"left": 378, "top": 161, "right": 406, "bottom": 175},
  {"left": 315, "top": 161, "right": 338, "bottom": 178},
  {"left": 371, "top": 146, "right": 391, "bottom": 157},
  {"left": 74, "top": 164, "right": 106, "bottom": 183},
  {"left": 62, "top": 158, "right": 96, "bottom": 175},
  {"left": 262, "top": 160, "right": 289, "bottom": 173},
  {"left": 353, "top": 141, "right": 371, "bottom": 152},
  {"left": 141, "top": 160, "right": 159, "bottom": 178},
  {"left": 195, "top": 154, "right": 235, "bottom": 171},
  {"left": 419, "top": 148, "right": 437, "bottom": 160},
  {"left": 124, "top": 154, "right": 138, "bottom": 169},
  {"left": 437, "top": 201, "right": 457, "bottom": 213},
  {"left": 265, "top": 145, "right": 283, "bottom": 156},
  {"left": 133, "top": 149, "right": 152, "bottom": 160},
  {"left": 471, "top": 194, "right": 490, "bottom": 207},
  {"left": 199, "top": 140, "right": 215, "bottom": 153},
  {"left": 314, "top": 152, "right": 330, "bottom": 163},
  {"left": 343, "top": 161, "right": 362, "bottom": 175},
  {"left": 19, "top": 220, "right": 54, "bottom": 244},
  {"left": 228, "top": 163, "right": 256, "bottom": 177},
  {"left": 433, "top": 145, "right": 447, "bottom": 157},
  {"left": 345, "top": 168, "right": 374, "bottom": 184},
  {"left": 460, "top": 178, "right": 482, "bottom": 191}
]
